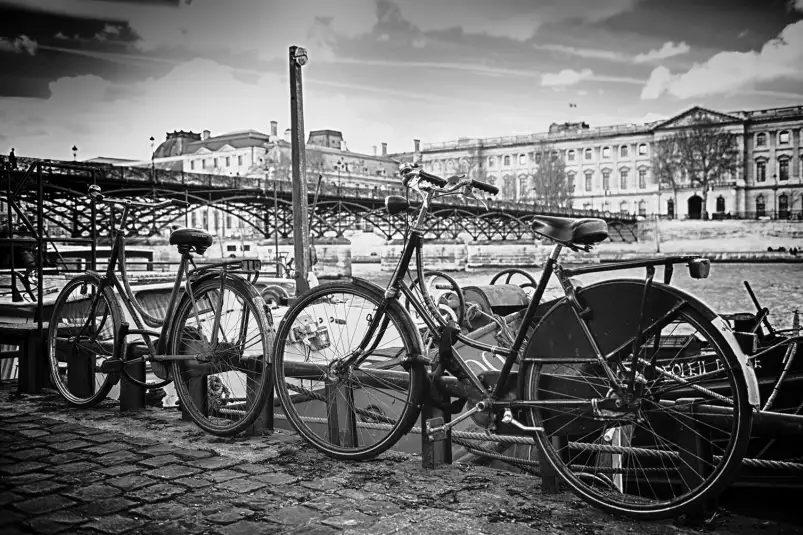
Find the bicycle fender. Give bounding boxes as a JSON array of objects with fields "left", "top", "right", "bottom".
[{"left": 520, "top": 278, "right": 760, "bottom": 408}]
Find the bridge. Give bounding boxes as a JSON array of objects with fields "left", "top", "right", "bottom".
[{"left": 2, "top": 157, "right": 638, "bottom": 243}]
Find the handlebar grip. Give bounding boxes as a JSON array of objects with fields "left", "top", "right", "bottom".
[
  {"left": 418, "top": 170, "right": 447, "bottom": 187},
  {"left": 471, "top": 180, "right": 499, "bottom": 195},
  {"left": 171, "top": 199, "right": 190, "bottom": 208}
]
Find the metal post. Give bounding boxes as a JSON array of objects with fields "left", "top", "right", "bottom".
[{"left": 289, "top": 45, "right": 310, "bottom": 295}]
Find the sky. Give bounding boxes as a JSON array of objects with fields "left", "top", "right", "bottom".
[{"left": 1, "top": 0, "right": 802, "bottom": 162}]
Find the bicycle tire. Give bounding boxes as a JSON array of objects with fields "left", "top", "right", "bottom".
[
  {"left": 47, "top": 273, "right": 122, "bottom": 407},
  {"left": 522, "top": 286, "right": 751, "bottom": 519},
  {"left": 273, "top": 280, "right": 426, "bottom": 460},
  {"left": 167, "top": 275, "right": 273, "bottom": 436}
]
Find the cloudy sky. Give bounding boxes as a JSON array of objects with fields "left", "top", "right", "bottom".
[{"left": 1, "top": 0, "right": 802, "bottom": 162}]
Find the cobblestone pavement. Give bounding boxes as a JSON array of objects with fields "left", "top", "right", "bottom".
[{"left": 1, "top": 383, "right": 801, "bottom": 534}]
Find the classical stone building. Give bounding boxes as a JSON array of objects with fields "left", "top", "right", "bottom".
[{"left": 418, "top": 105, "right": 803, "bottom": 220}]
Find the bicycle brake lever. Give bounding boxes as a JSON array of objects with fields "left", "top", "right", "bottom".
[{"left": 463, "top": 185, "right": 488, "bottom": 210}]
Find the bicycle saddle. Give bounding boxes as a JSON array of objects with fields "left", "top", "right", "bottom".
[
  {"left": 530, "top": 216, "right": 608, "bottom": 246},
  {"left": 169, "top": 228, "right": 214, "bottom": 253}
]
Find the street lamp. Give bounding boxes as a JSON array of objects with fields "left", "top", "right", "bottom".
[
  {"left": 336, "top": 158, "right": 349, "bottom": 194},
  {"left": 149, "top": 136, "right": 155, "bottom": 181},
  {"left": 772, "top": 173, "right": 778, "bottom": 219},
  {"left": 71, "top": 145, "right": 78, "bottom": 161}
]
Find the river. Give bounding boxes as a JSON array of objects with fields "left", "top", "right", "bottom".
[{"left": 352, "top": 262, "right": 803, "bottom": 330}]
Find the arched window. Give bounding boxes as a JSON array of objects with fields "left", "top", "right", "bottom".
[
  {"left": 619, "top": 200, "right": 629, "bottom": 213},
  {"left": 584, "top": 170, "right": 593, "bottom": 192},
  {"left": 638, "top": 143, "right": 648, "bottom": 156},
  {"left": 488, "top": 156, "right": 495, "bottom": 168},
  {"left": 779, "top": 156, "right": 790, "bottom": 181},
  {"left": 619, "top": 168, "right": 629, "bottom": 190},
  {"left": 602, "top": 146, "right": 611, "bottom": 159},
  {"left": 716, "top": 196, "right": 725, "bottom": 213},
  {"left": 756, "top": 160, "right": 767, "bottom": 182},
  {"left": 620, "top": 145, "right": 629, "bottom": 158},
  {"left": 519, "top": 154, "right": 527, "bottom": 165},
  {"left": 779, "top": 194, "right": 789, "bottom": 219},
  {"left": 756, "top": 133, "right": 767, "bottom": 147},
  {"left": 567, "top": 171, "right": 576, "bottom": 192},
  {"left": 779, "top": 130, "right": 791, "bottom": 145},
  {"left": 584, "top": 148, "right": 593, "bottom": 160},
  {"left": 602, "top": 169, "right": 611, "bottom": 191},
  {"left": 503, "top": 155, "right": 511, "bottom": 167},
  {"left": 638, "top": 200, "right": 647, "bottom": 217},
  {"left": 756, "top": 195, "right": 766, "bottom": 217},
  {"left": 567, "top": 149, "right": 576, "bottom": 162},
  {"left": 638, "top": 168, "right": 647, "bottom": 189}
]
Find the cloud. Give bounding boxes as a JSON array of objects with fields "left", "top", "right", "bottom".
[
  {"left": 0, "top": 35, "right": 38, "bottom": 55},
  {"left": 535, "top": 43, "right": 628, "bottom": 62},
  {"left": 640, "top": 21, "right": 803, "bottom": 99},
  {"left": 790, "top": 0, "right": 803, "bottom": 12},
  {"left": 634, "top": 41, "right": 690, "bottom": 63},
  {"left": 541, "top": 68, "right": 593, "bottom": 87}
]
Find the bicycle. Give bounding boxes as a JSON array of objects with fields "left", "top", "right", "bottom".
[
  {"left": 272, "top": 163, "right": 761, "bottom": 519},
  {"left": 47, "top": 186, "right": 274, "bottom": 436}
]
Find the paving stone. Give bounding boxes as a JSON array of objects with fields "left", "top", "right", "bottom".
[
  {"left": 232, "top": 463, "right": 276, "bottom": 475},
  {"left": 138, "top": 454, "right": 183, "bottom": 468},
  {"left": 133, "top": 501, "right": 195, "bottom": 521},
  {"left": 174, "top": 449, "right": 215, "bottom": 460},
  {"left": 48, "top": 423, "right": 85, "bottom": 433},
  {"left": 268, "top": 506, "right": 322, "bottom": 526},
  {"left": 7, "top": 447, "right": 52, "bottom": 461},
  {"left": 0, "top": 460, "right": 49, "bottom": 475},
  {"left": 83, "top": 514, "right": 145, "bottom": 534},
  {"left": 47, "top": 460, "right": 100, "bottom": 475},
  {"left": 136, "top": 519, "right": 213, "bottom": 535},
  {"left": 217, "top": 519, "right": 283, "bottom": 535},
  {"left": 16, "top": 429, "right": 50, "bottom": 439},
  {"left": 299, "top": 479, "right": 340, "bottom": 492},
  {"left": 4, "top": 471, "right": 53, "bottom": 485},
  {"left": 143, "top": 464, "right": 201, "bottom": 481},
  {"left": 0, "top": 509, "right": 25, "bottom": 527},
  {"left": 253, "top": 472, "right": 299, "bottom": 486},
  {"left": 48, "top": 451, "right": 87, "bottom": 464},
  {"left": 14, "top": 494, "right": 76, "bottom": 515},
  {"left": 204, "top": 507, "right": 256, "bottom": 524},
  {"left": 0, "top": 490, "right": 21, "bottom": 506},
  {"left": 127, "top": 482, "right": 186, "bottom": 503},
  {"left": 96, "top": 464, "right": 140, "bottom": 477},
  {"left": 75, "top": 496, "right": 137, "bottom": 517},
  {"left": 107, "top": 474, "right": 157, "bottom": 492},
  {"left": 188, "top": 456, "right": 241, "bottom": 470},
  {"left": 25, "top": 510, "right": 87, "bottom": 535},
  {"left": 288, "top": 525, "right": 339, "bottom": 535},
  {"left": 174, "top": 476, "right": 214, "bottom": 489},
  {"left": 13, "top": 478, "right": 67, "bottom": 496},
  {"left": 64, "top": 482, "right": 122, "bottom": 502},
  {"left": 94, "top": 450, "right": 145, "bottom": 466},
  {"left": 38, "top": 432, "right": 82, "bottom": 443},
  {"left": 320, "top": 510, "right": 377, "bottom": 530},
  {"left": 217, "top": 478, "right": 268, "bottom": 494},
  {"left": 84, "top": 443, "right": 129, "bottom": 455},
  {"left": 53, "top": 439, "right": 94, "bottom": 451},
  {"left": 121, "top": 437, "right": 159, "bottom": 447},
  {"left": 204, "top": 469, "right": 247, "bottom": 484},
  {"left": 136, "top": 445, "right": 176, "bottom": 456}
]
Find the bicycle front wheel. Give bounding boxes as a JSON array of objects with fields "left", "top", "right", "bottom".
[
  {"left": 273, "top": 281, "right": 426, "bottom": 461},
  {"left": 523, "top": 294, "right": 751, "bottom": 519},
  {"left": 47, "top": 274, "right": 122, "bottom": 407},
  {"left": 168, "top": 275, "right": 273, "bottom": 436}
]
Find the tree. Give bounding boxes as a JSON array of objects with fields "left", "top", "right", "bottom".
[
  {"left": 652, "top": 123, "right": 739, "bottom": 219},
  {"left": 531, "top": 141, "right": 572, "bottom": 207}
]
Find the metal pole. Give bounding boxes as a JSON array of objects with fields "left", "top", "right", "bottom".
[{"left": 289, "top": 45, "right": 310, "bottom": 294}]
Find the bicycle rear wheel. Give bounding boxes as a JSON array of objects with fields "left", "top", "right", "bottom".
[
  {"left": 47, "top": 274, "right": 121, "bottom": 407},
  {"left": 522, "top": 291, "right": 751, "bottom": 519},
  {"left": 273, "top": 281, "right": 426, "bottom": 460},
  {"left": 168, "top": 275, "right": 273, "bottom": 436}
]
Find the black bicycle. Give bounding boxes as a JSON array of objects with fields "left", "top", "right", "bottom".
[{"left": 272, "top": 163, "right": 758, "bottom": 519}]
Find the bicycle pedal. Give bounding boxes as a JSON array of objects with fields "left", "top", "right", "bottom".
[
  {"left": 100, "top": 359, "right": 124, "bottom": 374},
  {"left": 426, "top": 417, "right": 447, "bottom": 441}
]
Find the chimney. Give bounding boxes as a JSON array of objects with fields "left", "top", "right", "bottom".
[
  {"left": 414, "top": 139, "right": 420, "bottom": 153},
  {"left": 340, "top": 140, "right": 347, "bottom": 151},
  {"left": 284, "top": 128, "right": 291, "bottom": 142},
  {"left": 202, "top": 130, "right": 211, "bottom": 141},
  {"left": 381, "top": 142, "right": 387, "bottom": 156},
  {"left": 373, "top": 145, "right": 377, "bottom": 156},
  {"left": 270, "top": 121, "right": 278, "bottom": 137}
]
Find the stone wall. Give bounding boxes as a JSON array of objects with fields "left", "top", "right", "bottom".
[{"left": 635, "top": 219, "right": 803, "bottom": 253}]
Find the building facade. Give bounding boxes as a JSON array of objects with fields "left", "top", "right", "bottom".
[{"left": 418, "top": 105, "right": 803, "bottom": 220}]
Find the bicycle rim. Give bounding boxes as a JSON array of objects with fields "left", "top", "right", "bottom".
[
  {"left": 273, "top": 282, "right": 424, "bottom": 460},
  {"left": 169, "top": 276, "right": 273, "bottom": 436},
  {"left": 524, "top": 306, "right": 751, "bottom": 519},
  {"left": 47, "top": 274, "right": 120, "bottom": 407}
]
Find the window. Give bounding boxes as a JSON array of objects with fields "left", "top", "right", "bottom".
[
  {"left": 213, "top": 157, "right": 218, "bottom": 168},
  {"left": 551, "top": 151, "right": 559, "bottom": 161},
  {"left": 779, "top": 157, "right": 790, "bottom": 181},
  {"left": 756, "top": 195, "right": 766, "bottom": 217},
  {"left": 238, "top": 155, "right": 243, "bottom": 166},
  {"left": 602, "top": 201, "right": 610, "bottom": 213},
  {"left": 638, "top": 143, "right": 648, "bottom": 156},
  {"left": 716, "top": 196, "right": 725, "bottom": 213},
  {"left": 584, "top": 170, "right": 593, "bottom": 192},
  {"left": 503, "top": 155, "right": 511, "bottom": 167},
  {"left": 584, "top": 148, "right": 593, "bottom": 160},
  {"left": 191, "top": 211, "right": 197, "bottom": 227},
  {"left": 602, "top": 169, "right": 611, "bottom": 191},
  {"left": 243, "top": 244, "right": 251, "bottom": 252},
  {"left": 203, "top": 159, "right": 208, "bottom": 169},
  {"left": 779, "top": 131, "right": 790, "bottom": 145},
  {"left": 667, "top": 198, "right": 675, "bottom": 219},
  {"left": 602, "top": 147, "right": 611, "bottom": 159},
  {"left": 190, "top": 160, "right": 195, "bottom": 171},
  {"left": 638, "top": 168, "right": 647, "bottom": 189},
  {"left": 519, "top": 154, "right": 527, "bottom": 165},
  {"left": 619, "top": 168, "right": 629, "bottom": 190},
  {"left": 226, "top": 214, "right": 233, "bottom": 229},
  {"left": 619, "top": 200, "right": 628, "bottom": 213},
  {"left": 756, "top": 133, "right": 767, "bottom": 147},
  {"left": 567, "top": 150, "right": 576, "bottom": 162},
  {"left": 488, "top": 157, "right": 495, "bottom": 168},
  {"left": 535, "top": 153, "right": 542, "bottom": 164},
  {"left": 620, "top": 145, "right": 629, "bottom": 158},
  {"left": 638, "top": 200, "right": 647, "bottom": 217},
  {"left": 226, "top": 245, "right": 237, "bottom": 252},
  {"left": 756, "top": 160, "right": 767, "bottom": 182},
  {"left": 568, "top": 171, "right": 576, "bottom": 192},
  {"left": 779, "top": 194, "right": 789, "bottom": 219},
  {"left": 225, "top": 156, "right": 230, "bottom": 167}
]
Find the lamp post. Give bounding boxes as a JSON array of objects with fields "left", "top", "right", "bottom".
[
  {"left": 149, "top": 136, "right": 155, "bottom": 181},
  {"left": 772, "top": 174, "right": 778, "bottom": 220},
  {"left": 71, "top": 145, "right": 78, "bottom": 162},
  {"left": 336, "top": 158, "right": 349, "bottom": 195}
]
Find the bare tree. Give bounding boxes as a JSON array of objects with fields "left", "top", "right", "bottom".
[
  {"left": 531, "top": 141, "right": 571, "bottom": 207},
  {"left": 652, "top": 123, "right": 739, "bottom": 219}
]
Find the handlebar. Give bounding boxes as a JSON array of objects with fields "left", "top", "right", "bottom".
[
  {"left": 88, "top": 186, "right": 190, "bottom": 209},
  {"left": 399, "top": 163, "right": 499, "bottom": 196}
]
